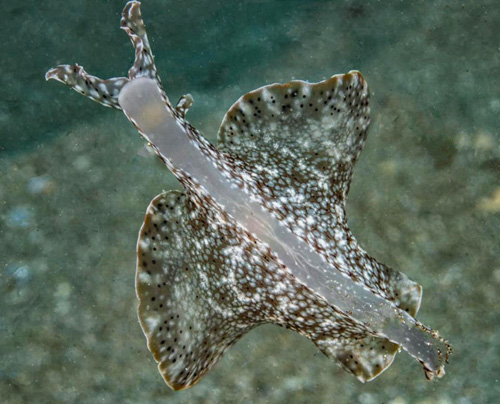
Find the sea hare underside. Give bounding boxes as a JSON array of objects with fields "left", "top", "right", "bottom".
[{"left": 46, "top": 1, "right": 450, "bottom": 391}]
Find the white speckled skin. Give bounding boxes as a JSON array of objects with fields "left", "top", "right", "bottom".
[{"left": 46, "top": 0, "right": 449, "bottom": 391}]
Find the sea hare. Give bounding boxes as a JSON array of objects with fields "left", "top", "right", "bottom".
[{"left": 46, "top": 1, "right": 450, "bottom": 390}]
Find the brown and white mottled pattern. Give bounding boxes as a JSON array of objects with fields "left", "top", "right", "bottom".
[
  {"left": 217, "top": 75, "right": 421, "bottom": 312},
  {"left": 137, "top": 190, "right": 397, "bottom": 389},
  {"left": 45, "top": 2, "right": 167, "bottom": 110},
  {"left": 46, "top": 0, "right": 450, "bottom": 391}
]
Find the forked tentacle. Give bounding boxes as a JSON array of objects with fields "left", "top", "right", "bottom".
[{"left": 45, "top": 1, "right": 167, "bottom": 108}]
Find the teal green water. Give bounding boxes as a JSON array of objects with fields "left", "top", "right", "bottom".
[{"left": 1, "top": 1, "right": 499, "bottom": 403}]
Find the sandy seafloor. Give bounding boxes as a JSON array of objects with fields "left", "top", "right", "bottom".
[{"left": 1, "top": 0, "right": 499, "bottom": 403}]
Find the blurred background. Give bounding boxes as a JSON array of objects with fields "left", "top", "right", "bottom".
[{"left": 1, "top": 0, "right": 499, "bottom": 403}]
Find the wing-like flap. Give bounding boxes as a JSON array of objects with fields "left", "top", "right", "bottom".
[
  {"left": 136, "top": 190, "right": 420, "bottom": 389},
  {"left": 218, "top": 71, "right": 370, "bottom": 198}
]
